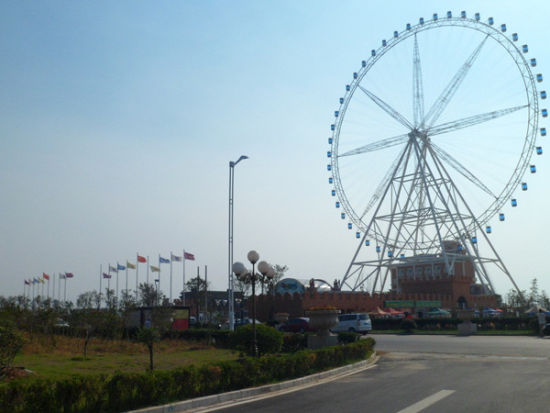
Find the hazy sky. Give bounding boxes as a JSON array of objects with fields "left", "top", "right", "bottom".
[{"left": 1, "top": 1, "right": 549, "bottom": 303}]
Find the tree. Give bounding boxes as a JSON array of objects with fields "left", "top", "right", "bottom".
[
  {"left": 136, "top": 327, "right": 159, "bottom": 371},
  {"left": 0, "top": 322, "right": 24, "bottom": 376},
  {"left": 77, "top": 291, "right": 100, "bottom": 309},
  {"left": 186, "top": 276, "right": 209, "bottom": 321},
  {"left": 529, "top": 278, "right": 540, "bottom": 306},
  {"left": 506, "top": 288, "right": 527, "bottom": 310},
  {"left": 138, "top": 283, "right": 166, "bottom": 307}
]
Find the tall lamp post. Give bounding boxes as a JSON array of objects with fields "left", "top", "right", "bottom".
[
  {"left": 228, "top": 155, "right": 248, "bottom": 331},
  {"left": 233, "top": 251, "right": 273, "bottom": 357}
]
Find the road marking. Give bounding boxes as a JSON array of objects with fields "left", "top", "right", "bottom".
[{"left": 396, "top": 390, "right": 455, "bottom": 413}]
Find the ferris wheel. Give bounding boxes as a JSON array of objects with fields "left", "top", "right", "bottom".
[{"left": 327, "top": 11, "right": 545, "bottom": 292}]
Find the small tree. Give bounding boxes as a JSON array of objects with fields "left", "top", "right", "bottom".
[
  {"left": 0, "top": 323, "right": 25, "bottom": 375},
  {"left": 136, "top": 327, "right": 159, "bottom": 371}
]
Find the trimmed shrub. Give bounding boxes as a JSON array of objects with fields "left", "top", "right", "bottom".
[
  {"left": 281, "top": 333, "right": 307, "bottom": 353},
  {"left": 230, "top": 324, "right": 283, "bottom": 356},
  {"left": 0, "top": 325, "right": 24, "bottom": 372},
  {"left": 337, "top": 331, "right": 360, "bottom": 344},
  {"left": 400, "top": 319, "right": 417, "bottom": 333}
]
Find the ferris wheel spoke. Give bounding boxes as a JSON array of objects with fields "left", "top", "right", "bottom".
[
  {"left": 357, "top": 85, "right": 413, "bottom": 129},
  {"left": 412, "top": 34, "right": 425, "bottom": 128},
  {"left": 422, "top": 35, "right": 489, "bottom": 129},
  {"left": 430, "top": 143, "right": 498, "bottom": 199},
  {"left": 338, "top": 133, "right": 409, "bottom": 157},
  {"left": 427, "top": 105, "right": 528, "bottom": 136}
]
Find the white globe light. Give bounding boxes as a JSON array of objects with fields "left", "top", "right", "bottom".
[
  {"left": 247, "top": 250, "right": 260, "bottom": 264},
  {"left": 232, "top": 262, "right": 247, "bottom": 276},
  {"left": 257, "top": 261, "right": 270, "bottom": 275}
]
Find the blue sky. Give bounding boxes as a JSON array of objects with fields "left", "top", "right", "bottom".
[{"left": 1, "top": 1, "right": 549, "bottom": 302}]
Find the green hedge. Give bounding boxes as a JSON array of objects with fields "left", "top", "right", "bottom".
[
  {"left": 0, "top": 338, "right": 375, "bottom": 413},
  {"left": 372, "top": 317, "right": 535, "bottom": 331}
]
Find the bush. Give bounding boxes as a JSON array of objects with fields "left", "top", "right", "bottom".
[
  {"left": 231, "top": 324, "right": 283, "bottom": 356},
  {"left": 0, "top": 338, "right": 375, "bottom": 412},
  {"left": 400, "top": 319, "right": 417, "bottom": 333},
  {"left": 281, "top": 333, "right": 307, "bottom": 353},
  {"left": 167, "top": 329, "right": 233, "bottom": 348},
  {"left": 337, "top": 331, "right": 360, "bottom": 344}
]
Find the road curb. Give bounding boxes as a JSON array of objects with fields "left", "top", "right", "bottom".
[{"left": 127, "top": 352, "right": 378, "bottom": 413}]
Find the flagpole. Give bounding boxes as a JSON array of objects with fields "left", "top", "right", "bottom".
[
  {"left": 99, "top": 264, "right": 102, "bottom": 309},
  {"left": 205, "top": 265, "right": 208, "bottom": 316},
  {"left": 41, "top": 278, "right": 44, "bottom": 298},
  {"left": 170, "top": 251, "right": 173, "bottom": 304},
  {"left": 58, "top": 274, "right": 62, "bottom": 303},
  {"left": 136, "top": 253, "right": 140, "bottom": 302},
  {"left": 158, "top": 254, "right": 161, "bottom": 304},
  {"left": 108, "top": 264, "right": 111, "bottom": 297},
  {"left": 64, "top": 276, "right": 67, "bottom": 303},
  {"left": 116, "top": 262, "right": 119, "bottom": 307},
  {"left": 147, "top": 256, "right": 150, "bottom": 286},
  {"left": 32, "top": 281, "right": 34, "bottom": 308},
  {"left": 183, "top": 249, "right": 186, "bottom": 306},
  {"left": 125, "top": 264, "right": 129, "bottom": 298}
]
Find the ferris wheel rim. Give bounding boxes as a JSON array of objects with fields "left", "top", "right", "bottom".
[{"left": 329, "top": 14, "right": 540, "bottom": 245}]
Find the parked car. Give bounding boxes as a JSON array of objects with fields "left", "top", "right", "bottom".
[
  {"left": 279, "top": 317, "right": 311, "bottom": 333},
  {"left": 331, "top": 313, "right": 372, "bottom": 334},
  {"left": 543, "top": 323, "right": 550, "bottom": 336},
  {"left": 235, "top": 318, "right": 262, "bottom": 328}
]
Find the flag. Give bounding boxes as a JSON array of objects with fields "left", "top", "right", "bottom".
[
  {"left": 137, "top": 255, "right": 147, "bottom": 263},
  {"left": 59, "top": 273, "right": 66, "bottom": 280},
  {"left": 171, "top": 254, "right": 182, "bottom": 262},
  {"left": 33, "top": 278, "right": 39, "bottom": 284},
  {"left": 109, "top": 266, "right": 118, "bottom": 273},
  {"left": 126, "top": 261, "right": 136, "bottom": 269},
  {"left": 103, "top": 273, "right": 112, "bottom": 279},
  {"left": 39, "top": 278, "right": 45, "bottom": 284},
  {"left": 184, "top": 252, "right": 195, "bottom": 261},
  {"left": 117, "top": 264, "right": 126, "bottom": 271},
  {"left": 43, "top": 273, "right": 50, "bottom": 280},
  {"left": 150, "top": 265, "right": 160, "bottom": 272},
  {"left": 65, "top": 272, "right": 74, "bottom": 278},
  {"left": 24, "top": 279, "right": 30, "bottom": 285},
  {"left": 159, "top": 256, "right": 170, "bottom": 264}
]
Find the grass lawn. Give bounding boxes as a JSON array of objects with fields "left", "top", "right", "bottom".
[{"left": 12, "top": 333, "right": 238, "bottom": 380}]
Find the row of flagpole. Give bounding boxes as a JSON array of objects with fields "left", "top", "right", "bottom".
[
  {"left": 23, "top": 250, "right": 195, "bottom": 306},
  {"left": 99, "top": 250, "right": 196, "bottom": 307},
  {"left": 23, "top": 272, "right": 74, "bottom": 304}
]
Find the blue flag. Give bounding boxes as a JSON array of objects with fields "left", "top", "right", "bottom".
[
  {"left": 117, "top": 264, "right": 126, "bottom": 271},
  {"left": 159, "top": 256, "right": 170, "bottom": 264}
]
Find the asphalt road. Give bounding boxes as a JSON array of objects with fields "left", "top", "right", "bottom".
[{"left": 207, "top": 334, "right": 550, "bottom": 413}]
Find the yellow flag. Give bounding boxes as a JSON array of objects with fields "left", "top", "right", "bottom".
[
  {"left": 150, "top": 265, "right": 160, "bottom": 272},
  {"left": 126, "top": 262, "right": 136, "bottom": 269}
]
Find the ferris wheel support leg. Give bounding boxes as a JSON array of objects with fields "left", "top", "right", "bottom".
[{"left": 412, "top": 139, "right": 453, "bottom": 273}]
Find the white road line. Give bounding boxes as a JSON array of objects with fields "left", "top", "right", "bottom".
[{"left": 396, "top": 390, "right": 455, "bottom": 413}]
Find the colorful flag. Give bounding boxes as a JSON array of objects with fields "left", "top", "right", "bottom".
[
  {"left": 59, "top": 273, "right": 66, "bottom": 280},
  {"left": 159, "top": 256, "right": 170, "bottom": 264},
  {"left": 171, "top": 254, "right": 182, "bottom": 262},
  {"left": 126, "top": 262, "right": 136, "bottom": 269},
  {"left": 117, "top": 264, "right": 126, "bottom": 271},
  {"left": 33, "top": 278, "right": 39, "bottom": 284},
  {"left": 184, "top": 252, "right": 195, "bottom": 261},
  {"left": 43, "top": 273, "right": 50, "bottom": 280},
  {"left": 39, "top": 278, "right": 45, "bottom": 284},
  {"left": 24, "top": 279, "right": 30, "bottom": 285},
  {"left": 65, "top": 272, "right": 74, "bottom": 278},
  {"left": 150, "top": 265, "right": 160, "bottom": 272},
  {"left": 109, "top": 266, "right": 118, "bottom": 273},
  {"left": 137, "top": 255, "right": 147, "bottom": 263},
  {"left": 103, "top": 273, "right": 112, "bottom": 279}
]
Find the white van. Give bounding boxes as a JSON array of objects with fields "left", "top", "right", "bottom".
[{"left": 332, "top": 313, "right": 372, "bottom": 334}]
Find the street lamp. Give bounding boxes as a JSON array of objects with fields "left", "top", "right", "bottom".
[
  {"left": 228, "top": 155, "right": 249, "bottom": 331},
  {"left": 233, "top": 251, "right": 274, "bottom": 357}
]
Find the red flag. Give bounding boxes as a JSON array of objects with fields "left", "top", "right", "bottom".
[
  {"left": 43, "top": 273, "right": 50, "bottom": 280},
  {"left": 65, "top": 272, "right": 74, "bottom": 278},
  {"left": 137, "top": 255, "right": 147, "bottom": 263},
  {"left": 184, "top": 252, "right": 195, "bottom": 261}
]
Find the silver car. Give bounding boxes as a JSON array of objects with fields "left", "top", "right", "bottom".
[{"left": 332, "top": 313, "right": 372, "bottom": 334}]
